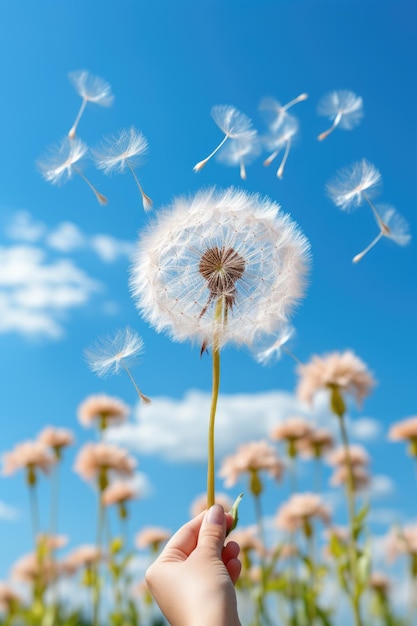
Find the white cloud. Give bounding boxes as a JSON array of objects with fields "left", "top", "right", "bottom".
[
  {"left": 90, "top": 234, "right": 135, "bottom": 263},
  {"left": 368, "top": 474, "right": 396, "bottom": 499},
  {"left": 349, "top": 416, "right": 382, "bottom": 442},
  {"left": 0, "top": 245, "right": 101, "bottom": 338},
  {"left": 0, "top": 500, "right": 20, "bottom": 521},
  {"left": 107, "top": 389, "right": 328, "bottom": 463},
  {"left": 46, "top": 222, "right": 86, "bottom": 252},
  {"left": 5, "top": 210, "right": 46, "bottom": 242}
]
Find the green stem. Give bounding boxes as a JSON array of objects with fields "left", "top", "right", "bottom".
[
  {"left": 253, "top": 492, "right": 273, "bottom": 626},
  {"left": 29, "top": 482, "right": 40, "bottom": 548},
  {"left": 207, "top": 345, "right": 220, "bottom": 508},
  {"left": 338, "top": 413, "right": 363, "bottom": 626},
  {"left": 93, "top": 493, "right": 105, "bottom": 626}
]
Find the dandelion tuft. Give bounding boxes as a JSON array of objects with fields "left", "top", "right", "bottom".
[
  {"left": 93, "top": 126, "right": 152, "bottom": 211},
  {"left": 353, "top": 204, "right": 411, "bottom": 263},
  {"left": 37, "top": 138, "right": 108, "bottom": 205},
  {"left": 326, "top": 159, "right": 381, "bottom": 212},
  {"left": 68, "top": 70, "right": 114, "bottom": 139},
  {"left": 194, "top": 105, "right": 257, "bottom": 172},
  {"left": 259, "top": 92, "right": 308, "bottom": 132},
  {"left": 84, "top": 327, "right": 151, "bottom": 404},
  {"left": 262, "top": 114, "right": 299, "bottom": 179},
  {"left": 317, "top": 89, "right": 363, "bottom": 141},
  {"left": 216, "top": 135, "right": 261, "bottom": 180}
]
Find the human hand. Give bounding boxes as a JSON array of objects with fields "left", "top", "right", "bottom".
[{"left": 145, "top": 504, "right": 242, "bottom": 626}]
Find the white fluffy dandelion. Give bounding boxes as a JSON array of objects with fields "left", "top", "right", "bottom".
[
  {"left": 353, "top": 204, "right": 411, "bottom": 263},
  {"left": 68, "top": 70, "right": 114, "bottom": 139},
  {"left": 259, "top": 92, "right": 308, "bottom": 132},
  {"left": 93, "top": 127, "right": 152, "bottom": 211},
  {"left": 84, "top": 327, "right": 150, "bottom": 404},
  {"left": 263, "top": 114, "right": 299, "bottom": 179},
  {"left": 254, "top": 324, "right": 297, "bottom": 365},
  {"left": 217, "top": 135, "right": 261, "bottom": 180},
  {"left": 130, "top": 187, "right": 310, "bottom": 350},
  {"left": 194, "top": 105, "right": 257, "bottom": 172},
  {"left": 130, "top": 187, "right": 310, "bottom": 508},
  {"left": 317, "top": 89, "right": 363, "bottom": 141},
  {"left": 37, "top": 138, "right": 108, "bottom": 205}
]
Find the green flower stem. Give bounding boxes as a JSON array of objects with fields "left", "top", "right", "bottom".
[
  {"left": 252, "top": 485, "right": 273, "bottom": 626},
  {"left": 93, "top": 487, "right": 106, "bottom": 626},
  {"left": 338, "top": 411, "right": 363, "bottom": 626},
  {"left": 28, "top": 481, "right": 40, "bottom": 548},
  {"left": 207, "top": 344, "right": 220, "bottom": 508}
]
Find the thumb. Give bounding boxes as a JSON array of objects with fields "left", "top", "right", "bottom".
[{"left": 197, "top": 504, "right": 227, "bottom": 558}]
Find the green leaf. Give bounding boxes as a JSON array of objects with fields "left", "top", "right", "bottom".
[{"left": 226, "top": 492, "right": 244, "bottom": 536}]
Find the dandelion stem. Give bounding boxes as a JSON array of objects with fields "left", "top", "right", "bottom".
[
  {"left": 68, "top": 97, "right": 87, "bottom": 139},
  {"left": 194, "top": 133, "right": 230, "bottom": 172},
  {"left": 207, "top": 345, "right": 220, "bottom": 508},
  {"left": 73, "top": 166, "right": 108, "bottom": 205},
  {"left": 121, "top": 360, "right": 151, "bottom": 404},
  {"left": 353, "top": 231, "right": 384, "bottom": 263},
  {"left": 277, "top": 139, "right": 292, "bottom": 179},
  {"left": 263, "top": 148, "right": 280, "bottom": 167},
  {"left": 283, "top": 93, "right": 308, "bottom": 111},
  {"left": 207, "top": 300, "right": 222, "bottom": 508},
  {"left": 317, "top": 111, "right": 342, "bottom": 141},
  {"left": 126, "top": 159, "right": 153, "bottom": 211},
  {"left": 363, "top": 193, "right": 390, "bottom": 232}
]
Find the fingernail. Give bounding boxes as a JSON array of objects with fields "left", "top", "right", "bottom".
[{"left": 206, "top": 504, "right": 224, "bottom": 525}]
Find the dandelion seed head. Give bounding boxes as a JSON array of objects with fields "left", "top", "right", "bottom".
[
  {"left": 37, "top": 138, "right": 88, "bottom": 185},
  {"left": 94, "top": 126, "right": 149, "bottom": 175},
  {"left": 326, "top": 159, "right": 382, "bottom": 211},
  {"left": 211, "top": 105, "right": 256, "bottom": 140},
  {"left": 130, "top": 187, "right": 310, "bottom": 350},
  {"left": 84, "top": 327, "right": 145, "bottom": 378},
  {"left": 68, "top": 70, "right": 114, "bottom": 106},
  {"left": 318, "top": 89, "right": 364, "bottom": 130}
]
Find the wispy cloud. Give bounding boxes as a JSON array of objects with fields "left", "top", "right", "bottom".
[
  {"left": 5, "top": 210, "right": 135, "bottom": 263},
  {"left": 106, "top": 389, "right": 330, "bottom": 463},
  {"left": 0, "top": 499, "right": 20, "bottom": 521},
  {"left": 0, "top": 244, "right": 101, "bottom": 338}
]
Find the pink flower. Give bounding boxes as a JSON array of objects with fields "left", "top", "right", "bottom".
[
  {"left": 11, "top": 553, "right": 58, "bottom": 585},
  {"left": 275, "top": 493, "right": 331, "bottom": 532},
  {"left": 38, "top": 426, "right": 74, "bottom": 455},
  {"left": 2, "top": 441, "right": 55, "bottom": 477},
  {"left": 226, "top": 525, "right": 263, "bottom": 554},
  {"left": 62, "top": 545, "right": 101, "bottom": 575},
  {"left": 327, "top": 444, "right": 369, "bottom": 467},
  {"left": 77, "top": 394, "right": 129, "bottom": 430},
  {"left": 385, "top": 525, "right": 417, "bottom": 561},
  {"left": 135, "top": 527, "right": 171, "bottom": 550},
  {"left": 388, "top": 416, "right": 417, "bottom": 442},
  {"left": 297, "top": 350, "right": 375, "bottom": 407},
  {"left": 102, "top": 481, "right": 138, "bottom": 506},
  {"left": 0, "top": 583, "right": 21, "bottom": 611},
  {"left": 74, "top": 443, "right": 136, "bottom": 484},
  {"left": 330, "top": 465, "right": 370, "bottom": 491},
  {"left": 271, "top": 416, "right": 313, "bottom": 442},
  {"left": 297, "top": 428, "right": 334, "bottom": 458},
  {"left": 219, "top": 440, "right": 284, "bottom": 487}
]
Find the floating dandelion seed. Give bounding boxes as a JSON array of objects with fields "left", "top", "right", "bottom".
[
  {"left": 217, "top": 135, "right": 261, "bottom": 180},
  {"left": 317, "top": 89, "right": 363, "bottom": 141},
  {"left": 259, "top": 92, "right": 308, "bottom": 132},
  {"left": 68, "top": 70, "right": 114, "bottom": 139},
  {"left": 37, "top": 138, "right": 108, "bottom": 205},
  {"left": 93, "top": 126, "right": 152, "bottom": 211},
  {"left": 130, "top": 187, "right": 310, "bottom": 507},
  {"left": 194, "top": 105, "right": 256, "bottom": 172},
  {"left": 254, "top": 324, "right": 297, "bottom": 365},
  {"left": 84, "top": 327, "right": 151, "bottom": 404},
  {"left": 326, "top": 159, "right": 381, "bottom": 212},
  {"left": 263, "top": 114, "right": 299, "bottom": 179},
  {"left": 353, "top": 204, "right": 411, "bottom": 263}
]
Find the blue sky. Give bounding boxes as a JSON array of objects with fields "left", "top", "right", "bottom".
[{"left": 0, "top": 0, "right": 416, "bottom": 596}]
